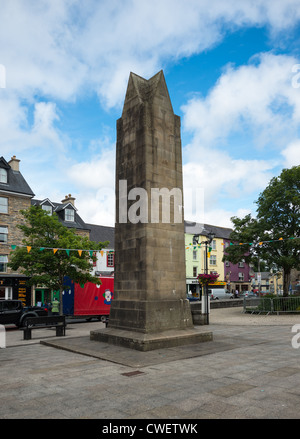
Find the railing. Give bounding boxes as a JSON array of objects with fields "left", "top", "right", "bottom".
[{"left": 243, "top": 296, "right": 300, "bottom": 314}]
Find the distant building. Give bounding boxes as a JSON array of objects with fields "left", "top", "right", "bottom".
[
  {"left": 87, "top": 223, "right": 115, "bottom": 277},
  {"left": 223, "top": 238, "right": 252, "bottom": 294},
  {"left": 185, "top": 221, "right": 252, "bottom": 297},
  {"left": 32, "top": 194, "right": 90, "bottom": 238},
  {"left": 0, "top": 156, "right": 35, "bottom": 303}
]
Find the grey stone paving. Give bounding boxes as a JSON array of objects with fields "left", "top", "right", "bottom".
[{"left": 1, "top": 308, "right": 300, "bottom": 419}]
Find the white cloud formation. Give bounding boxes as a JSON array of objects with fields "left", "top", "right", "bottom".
[
  {"left": 64, "top": 147, "right": 116, "bottom": 225},
  {"left": 1, "top": 0, "right": 300, "bottom": 227},
  {"left": 181, "top": 52, "right": 300, "bottom": 225},
  {"left": 281, "top": 140, "right": 300, "bottom": 168},
  {"left": 2, "top": 0, "right": 300, "bottom": 106},
  {"left": 182, "top": 53, "right": 300, "bottom": 149}
]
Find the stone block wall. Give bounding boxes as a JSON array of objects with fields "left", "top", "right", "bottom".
[{"left": 0, "top": 194, "right": 32, "bottom": 274}]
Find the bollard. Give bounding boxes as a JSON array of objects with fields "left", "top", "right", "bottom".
[{"left": 0, "top": 324, "right": 6, "bottom": 348}]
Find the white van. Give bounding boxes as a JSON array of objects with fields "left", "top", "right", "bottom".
[{"left": 208, "top": 288, "right": 233, "bottom": 300}]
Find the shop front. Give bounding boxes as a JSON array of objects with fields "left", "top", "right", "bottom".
[
  {"left": 0, "top": 275, "right": 32, "bottom": 305},
  {"left": 186, "top": 278, "right": 202, "bottom": 299}
]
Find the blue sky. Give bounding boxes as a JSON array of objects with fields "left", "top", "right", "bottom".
[{"left": 1, "top": 0, "right": 300, "bottom": 228}]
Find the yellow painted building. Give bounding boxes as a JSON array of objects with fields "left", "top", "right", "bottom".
[{"left": 184, "top": 222, "right": 231, "bottom": 298}]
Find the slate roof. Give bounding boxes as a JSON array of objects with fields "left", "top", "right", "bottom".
[
  {"left": 31, "top": 198, "right": 90, "bottom": 232},
  {"left": 86, "top": 223, "right": 115, "bottom": 247},
  {"left": 0, "top": 156, "right": 35, "bottom": 197},
  {"left": 184, "top": 220, "right": 232, "bottom": 239}
]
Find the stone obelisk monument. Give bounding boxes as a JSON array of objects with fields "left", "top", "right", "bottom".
[{"left": 90, "top": 71, "right": 212, "bottom": 350}]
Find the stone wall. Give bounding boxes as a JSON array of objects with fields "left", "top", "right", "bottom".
[{"left": 0, "top": 194, "right": 32, "bottom": 274}]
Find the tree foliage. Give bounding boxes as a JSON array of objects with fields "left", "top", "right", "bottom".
[
  {"left": 9, "top": 206, "right": 109, "bottom": 313},
  {"left": 223, "top": 166, "right": 300, "bottom": 296}
]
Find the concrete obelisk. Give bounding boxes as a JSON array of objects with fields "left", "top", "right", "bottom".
[{"left": 90, "top": 71, "right": 212, "bottom": 350}]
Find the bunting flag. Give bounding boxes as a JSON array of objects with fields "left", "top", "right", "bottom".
[
  {"left": 186, "top": 235, "right": 299, "bottom": 249},
  {"left": 10, "top": 244, "right": 113, "bottom": 256},
  {"left": 226, "top": 236, "right": 298, "bottom": 247}
]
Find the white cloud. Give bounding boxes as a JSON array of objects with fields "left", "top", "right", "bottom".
[
  {"left": 281, "top": 141, "right": 300, "bottom": 168},
  {"left": 181, "top": 52, "right": 300, "bottom": 225},
  {"left": 2, "top": 0, "right": 300, "bottom": 107},
  {"left": 201, "top": 207, "right": 252, "bottom": 229},
  {"left": 66, "top": 147, "right": 115, "bottom": 190},
  {"left": 1, "top": 0, "right": 300, "bottom": 228},
  {"left": 65, "top": 148, "right": 116, "bottom": 226},
  {"left": 75, "top": 187, "right": 115, "bottom": 227},
  {"left": 183, "top": 152, "right": 274, "bottom": 222},
  {"left": 182, "top": 53, "right": 300, "bottom": 149}
]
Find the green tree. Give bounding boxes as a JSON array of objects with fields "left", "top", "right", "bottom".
[
  {"left": 9, "top": 205, "right": 109, "bottom": 314},
  {"left": 223, "top": 166, "right": 300, "bottom": 296}
]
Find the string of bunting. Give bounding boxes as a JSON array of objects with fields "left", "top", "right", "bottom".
[
  {"left": 10, "top": 244, "right": 114, "bottom": 257},
  {"left": 185, "top": 236, "right": 299, "bottom": 249}
]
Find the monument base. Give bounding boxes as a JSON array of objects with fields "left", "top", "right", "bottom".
[{"left": 90, "top": 327, "right": 213, "bottom": 352}]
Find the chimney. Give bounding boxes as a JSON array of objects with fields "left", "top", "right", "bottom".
[
  {"left": 61, "top": 194, "right": 75, "bottom": 206},
  {"left": 8, "top": 155, "right": 20, "bottom": 171}
]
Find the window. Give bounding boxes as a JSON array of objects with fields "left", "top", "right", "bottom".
[
  {"left": 238, "top": 260, "right": 244, "bottom": 267},
  {"left": 42, "top": 204, "right": 52, "bottom": 215},
  {"left": 225, "top": 261, "right": 230, "bottom": 267},
  {"left": 0, "top": 255, "right": 8, "bottom": 272},
  {"left": 209, "top": 255, "right": 217, "bottom": 265},
  {"left": 0, "top": 287, "right": 12, "bottom": 300},
  {"left": 239, "top": 272, "right": 244, "bottom": 281},
  {"left": 193, "top": 250, "right": 197, "bottom": 260},
  {"left": 0, "top": 169, "right": 7, "bottom": 183},
  {"left": 107, "top": 252, "right": 114, "bottom": 267},
  {"left": 211, "top": 240, "right": 216, "bottom": 250},
  {"left": 65, "top": 208, "right": 75, "bottom": 222},
  {"left": 193, "top": 266, "right": 198, "bottom": 277},
  {"left": 0, "top": 226, "right": 8, "bottom": 243},
  {"left": 0, "top": 197, "right": 8, "bottom": 214}
]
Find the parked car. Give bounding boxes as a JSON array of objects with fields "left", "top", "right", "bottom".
[
  {"left": 240, "top": 291, "right": 258, "bottom": 298},
  {"left": 0, "top": 300, "right": 48, "bottom": 327},
  {"left": 187, "top": 296, "right": 200, "bottom": 302},
  {"left": 208, "top": 289, "right": 233, "bottom": 300}
]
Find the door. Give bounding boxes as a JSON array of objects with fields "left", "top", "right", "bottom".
[{"left": 0, "top": 301, "right": 21, "bottom": 325}]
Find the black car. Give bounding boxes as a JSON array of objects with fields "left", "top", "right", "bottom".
[{"left": 0, "top": 300, "right": 48, "bottom": 327}]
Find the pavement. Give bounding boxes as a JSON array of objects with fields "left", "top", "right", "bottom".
[{"left": 1, "top": 307, "right": 300, "bottom": 420}]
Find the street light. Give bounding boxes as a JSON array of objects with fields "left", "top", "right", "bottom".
[{"left": 193, "top": 230, "right": 216, "bottom": 325}]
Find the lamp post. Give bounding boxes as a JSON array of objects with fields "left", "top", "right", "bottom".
[{"left": 193, "top": 230, "right": 216, "bottom": 325}]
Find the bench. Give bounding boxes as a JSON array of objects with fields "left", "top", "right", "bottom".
[{"left": 22, "top": 316, "right": 66, "bottom": 340}]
